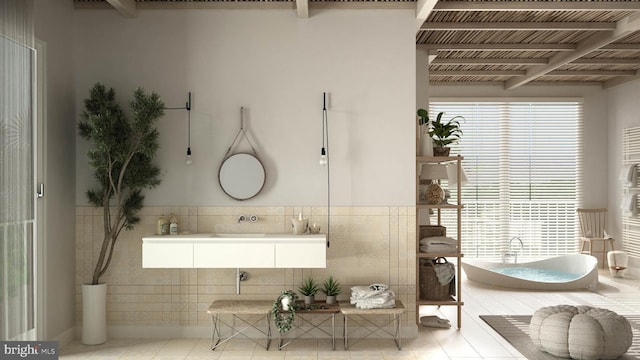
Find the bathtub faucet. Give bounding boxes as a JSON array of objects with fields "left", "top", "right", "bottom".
[
  {"left": 510, "top": 237, "right": 524, "bottom": 250},
  {"left": 502, "top": 237, "right": 524, "bottom": 263}
]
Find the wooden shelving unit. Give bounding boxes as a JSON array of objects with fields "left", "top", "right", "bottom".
[{"left": 416, "top": 155, "right": 464, "bottom": 329}]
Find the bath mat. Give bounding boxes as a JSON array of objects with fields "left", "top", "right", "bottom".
[{"left": 479, "top": 315, "right": 640, "bottom": 360}]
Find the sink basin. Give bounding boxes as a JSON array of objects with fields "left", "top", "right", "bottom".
[{"left": 210, "top": 233, "right": 267, "bottom": 238}]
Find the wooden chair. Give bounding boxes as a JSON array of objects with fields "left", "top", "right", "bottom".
[{"left": 577, "top": 208, "right": 615, "bottom": 269}]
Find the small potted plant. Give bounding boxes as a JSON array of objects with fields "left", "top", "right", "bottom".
[
  {"left": 321, "top": 276, "right": 341, "bottom": 304},
  {"left": 298, "top": 277, "right": 319, "bottom": 305},
  {"left": 417, "top": 108, "right": 464, "bottom": 156},
  {"left": 273, "top": 290, "right": 298, "bottom": 334}
]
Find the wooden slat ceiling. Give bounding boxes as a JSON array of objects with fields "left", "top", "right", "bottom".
[
  {"left": 75, "top": 0, "right": 640, "bottom": 89},
  {"left": 419, "top": 0, "right": 640, "bottom": 89}
]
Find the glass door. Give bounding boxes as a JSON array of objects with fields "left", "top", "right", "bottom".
[{"left": 0, "top": 34, "right": 37, "bottom": 341}]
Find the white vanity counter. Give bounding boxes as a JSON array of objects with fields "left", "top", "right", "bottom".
[{"left": 142, "top": 233, "right": 326, "bottom": 269}]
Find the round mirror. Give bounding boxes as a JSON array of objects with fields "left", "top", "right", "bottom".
[{"left": 218, "top": 153, "right": 266, "bottom": 200}]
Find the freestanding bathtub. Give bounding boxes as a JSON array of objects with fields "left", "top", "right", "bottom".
[{"left": 462, "top": 254, "right": 598, "bottom": 290}]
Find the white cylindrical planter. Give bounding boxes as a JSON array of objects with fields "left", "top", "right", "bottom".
[
  {"left": 420, "top": 134, "right": 434, "bottom": 157},
  {"left": 281, "top": 296, "right": 291, "bottom": 311},
  {"left": 82, "top": 283, "right": 107, "bottom": 345},
  {"left": 607, "top": 251, "right": 628, "bottom": 278}
]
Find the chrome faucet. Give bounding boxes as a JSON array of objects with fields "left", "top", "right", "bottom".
[
  {"left": 502, "top": 237, "right": 524, "bottom": 263},
  {"left": 510, "top": 236, "right": 524, "bottom": 250},
  {"left": 237, "top": 215, "right": 247, "bottom": 223}
]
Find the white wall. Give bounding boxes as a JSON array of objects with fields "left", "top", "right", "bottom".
[
  {"left": 606, "top": 79, "right": 640, "bottom": 268},
  {"left": 34, "top": 0, "right": 77, "bottom": 341},
  {"left": 74, "top": 9, "right": 415, "bottom": 207}
]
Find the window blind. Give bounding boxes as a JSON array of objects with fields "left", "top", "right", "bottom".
[{"left": 429, "top": 100, "right": 583, "bottom": 259}]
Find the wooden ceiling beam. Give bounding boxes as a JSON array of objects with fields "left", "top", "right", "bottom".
[
  {"left": 546, "top": 70, "right": 638, "bottom": 76},
  {"left": 421, "top": 22, "right": 616, "bottom": 31},
  {"left": 418, "top": 43, "right": 576, "bottom": 51},
  {"left": 431, "top": 70, "right": 526, "bottom": 76},
  {"left": 431, "top": 58, "right": 548, "bottom": 65},
  {"left": 433, "top": 1, "right": 640, "bottom": 12},
  {"left": 571, "top": 58, "right": 640, "bottom": 65},
  {"left": 415, "top": 0, "right": 438, "bottom": 33},
  {"left": 296, "top": 0, "right": 309, "bottom": 18},
  {"left": 106, "top": 0, "right": 137, "bottom": 18},
  {"left": 505, "top": 13, "right": 640, "bottom": 90},
  {"left": 600, "top": 44, "right": 640, "bottom": 51}
]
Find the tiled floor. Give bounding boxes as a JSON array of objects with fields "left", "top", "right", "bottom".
[{"left": 60, "top": 269, "right": 640, "bottom": 359}]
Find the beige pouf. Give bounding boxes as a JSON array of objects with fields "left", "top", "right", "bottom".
[{"left": 529, "top": 305, "right": 633, "bottom": 360}]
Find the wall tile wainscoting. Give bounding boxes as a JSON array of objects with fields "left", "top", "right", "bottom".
[{"left": 75, "top": 206, "right": 417, "bottom": 337}]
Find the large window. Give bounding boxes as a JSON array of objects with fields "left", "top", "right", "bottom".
[{"left": 430, "top": 100, "right": 583, "bottom": 259}]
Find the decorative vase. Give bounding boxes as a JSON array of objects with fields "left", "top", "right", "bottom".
[
  {"left": 433, "top": 146, "right": 450, "bottom": 157},
  {"left": 425, "top": 182, "right": 445, "bottom": 205},
  {"left": 82, "top": 283, "right": 107, "bottom": 345},
  {"left": 325, "top": 295, "right": 336, "bottom": 305},
  {"left": 420, "top": 133, "right": 434, "bottom": 157},
  {"left": 292, "top": 218, "right": 308, "bottom": 235},
  {"left": 304, "top": 295, "right": 315, "bottom": 305}
]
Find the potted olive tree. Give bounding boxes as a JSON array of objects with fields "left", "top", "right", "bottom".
[
  {"left": 417, "top": 109, "right": 464, "bottom": 156},
  {"left": 78, "top": 83, "right": 164, "bottom": 344}
]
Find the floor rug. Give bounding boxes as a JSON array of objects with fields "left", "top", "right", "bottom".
[{"left": 479, "top": 315, "right": 640, "bottom": 360}]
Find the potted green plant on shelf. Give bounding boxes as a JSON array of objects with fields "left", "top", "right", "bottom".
[
  {"left": 273, "top": 290, "right": 299, "bottom": 334},
  {"left": 321, "top": 276, "right": 341, "bottom": 304},
  {"left": 298, "top": 276, "right": 319, "bottom": 305},
  {"left": 78, "top": 83, "right": 164, "bottom": 345},
  {"left": 417, "top": 108, "right": 464, "bottom": 156}
]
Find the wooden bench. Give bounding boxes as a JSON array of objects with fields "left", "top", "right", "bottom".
[
  {"left": 277, "top": 301, "right": 341, "bottom": 350},
  {"left": 206, "top": 300, "right": 273, "bottom": 350},
  {"left": 340, "top": 300, "right": 405, "bottom": 350}
]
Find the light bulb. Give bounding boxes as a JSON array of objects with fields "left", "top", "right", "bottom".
[
  {"left": 186, "top": 148, "right": 192, "bottom": 165},
  {"left": 319, "top": 147, "right": 327, "bottom": 166}
]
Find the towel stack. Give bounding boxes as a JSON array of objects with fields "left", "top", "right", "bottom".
[
  {"left": 350, "top": 284, "right": 396, "bottom": 309},
  {"left": 419, "top": 236, "right": 457, "bottom": 253}
]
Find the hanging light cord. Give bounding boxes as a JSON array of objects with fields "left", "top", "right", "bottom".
[
  {"left": 186, "top": 93, "right": 191, "bottom": 157},
  {"left": 323, "top": 93, "right": 330, "bottom": 248},
  {"left": 165, "top": 92, "right": 192, "bottom": 161}
]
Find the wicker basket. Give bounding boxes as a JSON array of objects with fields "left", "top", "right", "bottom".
[
  {"left": 419, "top": 258, "right": 454, "bottom": 301},
  {"left": 419, "top": 225, "right": 446, "bottom": 240}
]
